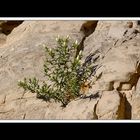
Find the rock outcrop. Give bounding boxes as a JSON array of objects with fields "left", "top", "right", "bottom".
[
  {"left": 0, "top": 21, "right": 23, "bottom": 45},
  {"left": 0, "top": 20, "right": 140, "bottom": 119}
]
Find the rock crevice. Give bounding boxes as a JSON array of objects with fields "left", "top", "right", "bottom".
[{"left": 0, "top": 20, "right": 140, "bottom": 119}]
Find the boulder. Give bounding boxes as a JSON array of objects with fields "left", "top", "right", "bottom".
[{"left": 0, "top": 20, "right": 140, "bottom": 119}]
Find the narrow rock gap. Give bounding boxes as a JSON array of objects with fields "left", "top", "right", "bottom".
[
  {"left": 115, "top": 57, "right": 140, "bottom": 119},
  {"left": 130, "top": 62, "right": 140, "bottom": 87},
  {"left": 137, "top": 21, "right": 140, "bottom": 25},
  {"left": 0, "top": 21, "right": 23, "bottom": 35},
  {"left": 93, "top": 100, "right": 99, "bottom": 119},
  {"left": 93, "top": 93, "right": 102, "bottom": 119},
  {"left": 117, "top": 92, "right": 126, "bottom": 119},
  {"left": 76, "top": 21, "right": 100, "bottom": 119},
  {"left": 124, "top": 96, "right": 132, "bottom": 119},
  {"left": 117, "top": 92, "right": 132, "bottom": 119},
  {"left": 80, "top": 21, "right": 98, "bottom": 37},
  {"left": 76, "top": 21, "right": 98, "bottom": 57}
]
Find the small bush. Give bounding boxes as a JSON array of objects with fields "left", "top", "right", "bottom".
[{"left": 18, "top": 36, "right": 99, "bottom": 107}]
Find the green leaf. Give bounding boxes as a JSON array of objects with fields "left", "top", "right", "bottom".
[{"left": 18, "top": 36, "right": 100, "bottom": 107}]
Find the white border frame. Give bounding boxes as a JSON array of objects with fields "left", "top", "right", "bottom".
[
  {"left": 0, "top": 120, "right": 140, "bottom": 123},
  {"left": 0, "top": 17, "right": 140, "bottom": 20},
  {"left": 0, "top": 17, "right": 140, "bottom": 122}
]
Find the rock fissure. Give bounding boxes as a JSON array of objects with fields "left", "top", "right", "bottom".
[
  {"left": 117, "top": 92, "right": 132, "bottom": 119},
  {"left": 0, "top": 20, "right": 140, "bottom": 119},
  {"left": 0, "top": 21, "right": 23, "bottom": 35},
  {"left": 76, "top": 21, "right": 98, "bottom": 57},
  {"left": 93, "top": 93, "right": 102, "bottom": 119}
]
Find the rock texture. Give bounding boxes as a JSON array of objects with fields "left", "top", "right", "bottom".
[
  {"left": 0, "top": 20, "right": 140, "bottom": 119},
  {"left": 0, "top": 21, "right": 23, "bottom": 35},
  {"left": 0, "top": 21, "right": 23, "bottom": 45},
  {"left": 96, "top": 91, "right": 125, "bottom": 119}
]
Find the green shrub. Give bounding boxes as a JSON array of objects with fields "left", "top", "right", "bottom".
[{"left": 18, "top": 36, "right": 99, "bottom": 107}]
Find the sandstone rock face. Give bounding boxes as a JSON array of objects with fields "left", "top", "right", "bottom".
[
  {"left": 0, "top": 21, "right": 23, "bottom": 46},
  {"left": 44, "top": 96, "right": 100, "bottom": 120},
  {"left": 0, "top": 21, "right": 23, "bottom": 35},
  {"left": 0, "top": 20, "right": 140, "bottom": 119},
  {"left": 132, "top": 78, "right": 140, "bottom": 119},
  {"left": 84, "top": 21, "right": 140, "bottom": 91},
  {"left": 96, "top": 91, "right": 123, "bottom": 119},
  {"left": 0, "top": 20, "right": 97, "bottom": 120},
  {"left": 0, "top": 21, "right": 85, "bottom": 96}
]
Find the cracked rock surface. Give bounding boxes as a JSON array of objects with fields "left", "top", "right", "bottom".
[{"left": 0, "top": 20, "right": 140, "bottom": 119}]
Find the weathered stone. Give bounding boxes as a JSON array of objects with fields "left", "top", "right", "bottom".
[
  {"left": 132, "top": 78, "right": 140, "bottom": 119},
  {"left": 44, "top": 97, "right": 100, "bottom": 120},
  {"left": 0, "top": 21, "right": 23, "bottom": 35},
  {"left": 83, "top": 21, "right": 140, "bottom": 93},
  {"left": 0, "top": 20, "right": 140, "bottom": 119},
  {"left": 96, "top": 91, "right": 125, "bottom": 119}
]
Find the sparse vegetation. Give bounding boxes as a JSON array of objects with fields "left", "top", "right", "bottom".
[{"left": 18, "top": 36, "right": 99, "bottom": 107}]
